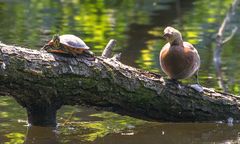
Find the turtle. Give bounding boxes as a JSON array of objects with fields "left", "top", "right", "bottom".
[{"left": 41, "top": 34, "right": 94, "bottom": 57}]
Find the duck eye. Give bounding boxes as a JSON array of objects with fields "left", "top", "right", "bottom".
[{"left": 163, "top": 33, "right": 171, "bottom": 39}]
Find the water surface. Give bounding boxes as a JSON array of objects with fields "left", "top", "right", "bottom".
[{"left": 0, "top": 0, "right": 240, "bottom": 143}]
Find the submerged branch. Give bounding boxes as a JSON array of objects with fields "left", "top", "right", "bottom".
[
  {"left": 214, "top": 0, "right": 240, "bottom": 92},
  {"left": 222, "top": 26, "right": 238, "bottom": 44}
]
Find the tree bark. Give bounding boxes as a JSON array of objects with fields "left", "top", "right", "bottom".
[{"left": 0, "top": 42, "right": 240, "bottom": 127}]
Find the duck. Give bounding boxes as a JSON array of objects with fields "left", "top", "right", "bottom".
[{"left": 159, "top": 26, "right": 201, "bottom": 88}]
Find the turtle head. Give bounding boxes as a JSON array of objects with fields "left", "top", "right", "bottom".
[
  {"left": 163, "top": 26, "right": 182, "bottom": 44},
  {"left": 52, "top": 34, "right": 61, "bottom": 48}
]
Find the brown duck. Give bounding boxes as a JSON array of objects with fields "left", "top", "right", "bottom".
[{"left": 159, "top": 26, "right": 200, "bottom": 83}]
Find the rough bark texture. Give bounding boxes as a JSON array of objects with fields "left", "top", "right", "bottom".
[{"left": 0, "top": 43, "right": 240, "bottom": 126}]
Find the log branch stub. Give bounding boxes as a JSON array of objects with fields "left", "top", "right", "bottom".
[
  {"left": 0, "top": 43, "right": 240, "bottom": 126},
  {"left": 112, "top": 53, "right": 122, "bottom": 61},
  {"left": 101, "top": 39, "right": 117, "bottom": 58},
  {"left": 27, "top": 106, "right": 57, "bottom": 127}
]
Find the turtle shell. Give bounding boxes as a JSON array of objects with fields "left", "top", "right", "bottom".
[{"left": 59, "top": 34, "right": 89, "bottom": 50}]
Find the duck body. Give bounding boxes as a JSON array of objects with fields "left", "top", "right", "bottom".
[{"left": 160, "top": 41, "right": 200, "bottom": 80}]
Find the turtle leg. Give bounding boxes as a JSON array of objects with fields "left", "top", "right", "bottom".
[
  {"left": 40, "top": 44, "right": 51, "bottom": 51},
  {"left": 69, "top": 51, "right": 79, "bottom": 62},
  {"left": 83, "top": 50, "right": 95, "bottom": 61},
  {"left": 83, "top": 50, "right": 95, "bottom": 57},
  {"left": 47, "top": 49, "right": 67, "bottom": 54}
]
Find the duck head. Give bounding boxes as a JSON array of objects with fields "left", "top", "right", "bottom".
[{"left": 163, "top": 26, "right": 182, "bottom": 44}]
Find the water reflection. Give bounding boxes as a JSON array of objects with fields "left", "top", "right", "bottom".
[
  {"left": 94, "top": 123, "right": 240, "bottom": 144},
  {"left": 1, "top": 0, "right": 240, "bottom": 143},
  {"left": 1, "top": 97, "right": 240, "bottom": 144},
  {"left": 56, "top": 108, "right": 145, "bottom": 143},
  {"left": 0, "top": 97, "right": 26, "bottom": 143},
  {"left": 24, "top": 126, "right": 58, "bottom": 144},
  {"left": 22, "top": 123, "right": 240, "bottom": 144},
  {"left": 0, "top": 97, "right": 145, "bottom": 143}
]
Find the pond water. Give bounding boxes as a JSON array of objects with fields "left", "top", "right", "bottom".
[{"left": 0, "top": 0, "right": 240, "bottom": 143}]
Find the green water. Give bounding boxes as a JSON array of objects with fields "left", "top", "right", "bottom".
[{"left": 0, "top": 0, "right": 240, "bottom": 143}]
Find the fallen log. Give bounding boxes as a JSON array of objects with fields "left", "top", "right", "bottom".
[{"left": 0, "top": 42, "right": 240, "bottom": 127}]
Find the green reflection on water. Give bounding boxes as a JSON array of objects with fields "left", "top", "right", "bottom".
[
  {"left": 0, "top": 0, "right": 153, "bottom": 54},
  {"left": 0, "top": 97, "right": 145, "bottom": 143},
  {"left": 0, "top": 97, "right": 26, "bottom": 144},
  {"left": 5, "top": 133, "right": 25, "bottom": 144},
  {"left": 57, "top": 106, "right": 145, "bottom": 143},
  {"left": 0, "top": 0, "right": 240, "bottom": 143}
]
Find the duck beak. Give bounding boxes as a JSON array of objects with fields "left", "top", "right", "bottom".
[{"left": 163, "top": 33, "right": 170, "bottom": 39}]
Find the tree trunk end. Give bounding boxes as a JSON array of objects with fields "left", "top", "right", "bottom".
[{"left": 27, "top": 106, "right": 58, "bottom": 127}]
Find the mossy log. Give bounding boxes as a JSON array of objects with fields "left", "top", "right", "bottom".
[{"left": 0, "top": 42, "right": 240, "bottom": 127}]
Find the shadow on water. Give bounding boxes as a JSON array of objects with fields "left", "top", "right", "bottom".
[{"left": 1, "top": 0, "right": 240, "bottom": 143}]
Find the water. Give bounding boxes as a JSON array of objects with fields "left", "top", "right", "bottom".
[{"left": 0, "top": 0, "right": 240, "bottom": 143}]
